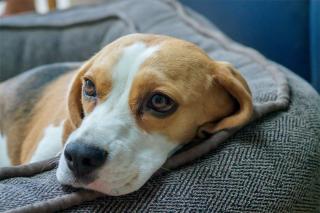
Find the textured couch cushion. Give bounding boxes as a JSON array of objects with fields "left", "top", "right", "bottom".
[
  {"left": 0, "top": 4, "right": 132, "bottom": 81},
  {"left": 0, "top": 0, "right": 319, "bottom": 212}
]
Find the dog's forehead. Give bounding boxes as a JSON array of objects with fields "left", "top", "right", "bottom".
[{"left": 90, "top": 35, "right": 211, "bottom": 76}]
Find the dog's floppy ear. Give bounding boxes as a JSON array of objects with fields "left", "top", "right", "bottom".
[
  {"left": 198, "top": 61, "right": 253, "bottom": 137},
  {"left": 62, "top": 60, "right": 93, "bottom": 143}
]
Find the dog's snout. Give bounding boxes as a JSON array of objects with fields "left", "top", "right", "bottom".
[{"left": 64, "top": 143, "right": 107, "bottom": 176}]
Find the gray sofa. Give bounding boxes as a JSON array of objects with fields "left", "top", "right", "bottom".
[{"left": 0, "top": 0, "right": 319, "bottom": 212}]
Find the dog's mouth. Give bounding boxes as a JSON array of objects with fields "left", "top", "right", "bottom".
[
  {"left": 86, "top": 172, "right": 140, "bottom": 196},
  {"left": 60, "top": 168, "right": 141, "bottom": 196},
  {"left": 57, "top": 153, "right": 144, "bottom": 195}
]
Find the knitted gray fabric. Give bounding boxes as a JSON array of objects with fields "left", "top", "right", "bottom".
[{"left": 0, "top": 0, "right": 319, "bottom": 212}]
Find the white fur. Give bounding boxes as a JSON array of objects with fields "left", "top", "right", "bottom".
[
  {"left": 0, "top": 134, "right": 11, "bottom": 167},
  {"left": 30, "top": 123, "right": 63, "bottom": 163},
  {"left": 57, "top": 42, "right": 179, "bottom": 195}
]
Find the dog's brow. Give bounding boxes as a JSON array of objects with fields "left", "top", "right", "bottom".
[{"left": 107, "top": 42, "right": 159, "bottom": 107}]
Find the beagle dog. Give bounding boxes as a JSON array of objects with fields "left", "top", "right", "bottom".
[{"left": 0, "top": 34, "right": 253, "bottom": 195}]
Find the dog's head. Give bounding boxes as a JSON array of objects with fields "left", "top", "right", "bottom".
[{"left": 56, "top": 34, "right": 253, "bottom": 195}]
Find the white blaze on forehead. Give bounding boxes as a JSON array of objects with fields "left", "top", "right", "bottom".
[
  {"left": 71, "top": 42, "right": 161, "bottom": 138},
  {"left": 108, "top": 42, "right": 159, "bottom": 109},
  {"left": 72, "top": 43, "right": 159, "bottom": 136}
]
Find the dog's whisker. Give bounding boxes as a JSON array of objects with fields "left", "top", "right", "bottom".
[{"left": 160, "top": 166, "right": 172, "bottom": 172}]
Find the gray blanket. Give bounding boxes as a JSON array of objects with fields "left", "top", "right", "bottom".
[{"left": 0, "top": 0, "right": 319, "bottom": 212}]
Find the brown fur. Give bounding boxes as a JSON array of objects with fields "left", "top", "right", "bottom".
[
  {"left": 3, "top": 0, "right": 35, "bottom": 16},
  {"left": 0, "top": 34, "right": 253, "bottom": 165},
  {"left": 0, "top": 69, "right": 73, "bottom": 164},
  {"left": 20, "top": 71, "right": 75, "bottom": 163}
]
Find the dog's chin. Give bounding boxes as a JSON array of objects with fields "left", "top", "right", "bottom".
[
  {"left": 86, "top": 172, "right": 140, "bottom": 196},
  {"left": 56, "top": 170, "right": 140, "bottom": 196}
]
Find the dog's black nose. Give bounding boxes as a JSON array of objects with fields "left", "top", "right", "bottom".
[{"left": 64, "top": 143, "right": 107, "bottom": 176}]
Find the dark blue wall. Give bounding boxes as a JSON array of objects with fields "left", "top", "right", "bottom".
[
  {"left": 310, "top": 0, "right": 320, "bottom": 92},
  {"left": 181, "top": 0, "right": 315, "bottom": 88}
]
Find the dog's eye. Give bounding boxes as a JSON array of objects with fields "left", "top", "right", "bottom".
[
  {"left": 146, "top": 93, "right": 177, "bottom": 116},
  {"left": 83, "top": 79, "right": 96, "bottom": 98}
]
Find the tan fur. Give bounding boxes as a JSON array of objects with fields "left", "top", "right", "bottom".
[
  {"left": 129, "top": 39, "right": 237, "bottom": 143},
  {"left": 20, "top": 71, "right": 76, "bottom": 163},
  {"left": 1, "top": 34, "right": 253, "bottom": 165},
  {"left": 16, "top": 72, "right": 74, "bottom": 163}
]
